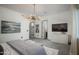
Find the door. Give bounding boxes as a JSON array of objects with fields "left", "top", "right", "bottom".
[
  {"left": 29, "top": 22, "right": 35, "bottom": 39},
  {"left": 41, "top": 20, "right": 48, "bottom": 39}
]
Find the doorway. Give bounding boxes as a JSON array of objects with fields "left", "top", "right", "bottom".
[
  {"left": 29, "top": 22, "right": 35, "bottom": 39},
  {"left": 41, "top": 20, "right": 48, "bottom": 39}
]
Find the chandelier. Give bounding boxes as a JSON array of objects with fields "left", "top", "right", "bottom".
[
  {"left": 22, "top": 15, "right": 41, "bottom": 20},
  {"left": 22, "top": 4, "right": 42, "bottom": 21}
]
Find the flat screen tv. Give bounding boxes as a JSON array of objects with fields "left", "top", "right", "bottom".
[{"left": 52, "top": 23, "right": 67, "bottom": 32}]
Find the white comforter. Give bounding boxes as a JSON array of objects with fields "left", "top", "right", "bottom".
[
  {"left": 1, "top": 40, "right": 59, "bottom": 55},
  {"left": 1, "top": 43, "right": 19, "bottom": 55}
]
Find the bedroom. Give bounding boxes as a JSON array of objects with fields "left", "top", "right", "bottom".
[{"left": 0, "top": 4, "right": 78, "bottom": 55}]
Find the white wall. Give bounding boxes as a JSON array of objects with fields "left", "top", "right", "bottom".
[
  {"left": 34, "top": 10, "right": 73, "bottom": 44},
  {"left": 0, "top": 7, "right": 30, "bottom": 43},
  {"left": 46, "top": 11, "right": 73, "bottom": 44}
]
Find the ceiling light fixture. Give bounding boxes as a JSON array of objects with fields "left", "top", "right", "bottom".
[{"left": 22, "top": 4, "right": 43, "bottom": 21}]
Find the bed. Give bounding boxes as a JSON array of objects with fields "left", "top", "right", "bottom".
[{"left": 1, "top": 40, "right": 59, "bottom": 55}]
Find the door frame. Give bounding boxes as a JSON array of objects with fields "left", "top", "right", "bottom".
[
  {"left": 41, "top": 20, "right": 48, "bottom": 39},
  {"left": 29, "top": 22, "right": 35, "bottom": 39}
]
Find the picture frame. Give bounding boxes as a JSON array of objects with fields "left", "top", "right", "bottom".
[
  {"left": 1, "top": 21, "right": 21, "bottom": 33},
  {"left": 52, "top": 23, "right": 67, "bottom": 32}
]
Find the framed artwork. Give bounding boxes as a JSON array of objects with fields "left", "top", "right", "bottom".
[
  {"left": 1, "top": 21, "right": 21, "bottom": 33},
  {"left": 52, "top": 23, "right": 67, "bottom": 32}
]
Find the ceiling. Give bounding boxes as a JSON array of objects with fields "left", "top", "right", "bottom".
[{"left": 0, "top": 4, "right": 72, "bottom": 16}]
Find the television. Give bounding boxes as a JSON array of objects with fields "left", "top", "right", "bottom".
[{"left": 52, "top": 23, "right": 67, "bottom": 32}]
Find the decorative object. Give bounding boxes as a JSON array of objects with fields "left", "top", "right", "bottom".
[
  {"left": 22, "top": 4, "right": 44, "bottom": 21},
  {"left": 52, "top": 23, "right": 67, "bottom": 32},
  {"left": 22, "top": 15, "right": 43, "bottom": 21},
  {"left": 1, "top": 21, "right": 21, "bottom": 33}
]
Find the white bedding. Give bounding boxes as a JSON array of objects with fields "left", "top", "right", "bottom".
[
  {"left": 43, "top": 46, "right": 58, "bottom": 55},
  {"left": 27, "top": 40, "right": 59, "bottom": 55},
  {"left": 1, "top": 40, "right": 59, "bottom": 55},
  {"left": 1, "top": 43, "right": 19, "bottom": 55},
  {"left": 26, "top": 40, "right": 59, "bottom": 55}
]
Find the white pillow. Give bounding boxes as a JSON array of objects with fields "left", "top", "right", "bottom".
[{"left": 43, "top": 46, "right": 59, "bottom": 55}]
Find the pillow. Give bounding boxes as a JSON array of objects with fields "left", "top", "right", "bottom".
[{"left": 43, "top": 46, "right": 59, "bottom": 55}]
